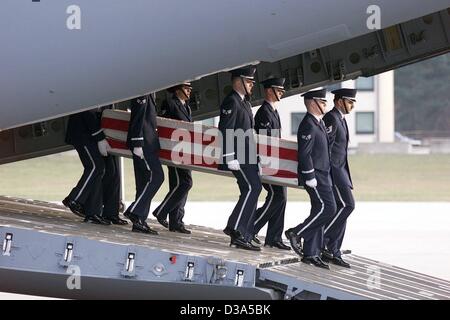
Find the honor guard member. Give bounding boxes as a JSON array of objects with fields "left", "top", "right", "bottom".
[
  {"left": 219, "top": 66, "right": 262, "bottom": 251},
  {"left": 123, "top": 94, "right": 165, "bottom": 234},
  {"left": 63, "top": 109, "right": 112, "bottom": 225},
  {"left": 96, "top": 106, "right": 128, "bottom": 225},
  {"left": 252, "top": 77, "right": 291, "bottom": 250},
  {"left": 284, "top": 89, "right": 337, "bottom": 269},
  {"left": 152, "top": 82, "right": 193, "bottom": 234},
  {"left": 321, "top": 88, "right": 357, "bottom": 268}
]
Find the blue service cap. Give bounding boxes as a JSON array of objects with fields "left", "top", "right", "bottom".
[
  {"left": 301, "top": 89, "right": 327, "bottom": 101},
  {"left": 230, "top": 66, "right": 257, "bottom": 80},
  {"left": 331, "top": 88, "right": 357, "bottom": 102},
  {"left": 260, "top": 77, "right": 286, "bottom": 90}
]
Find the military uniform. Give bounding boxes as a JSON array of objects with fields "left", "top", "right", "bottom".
[
  {"left": 64, "top": 110, "right": 107, "bottom": 221},
  {"left": 96, "top": 106, "right": 128, "bottom": 225},
  {"left": 219, "top": 66, "right": 262, "bottom": 250},
  {"left": 285, "top": 89, "right": 336, "bottom": 266},
  {"left": 124, "top": 94, "right": 164, "bottom": 234},
  {"left": 253, "top": 77, "right": 289, "bottom": 249},
  {"left": 153, "top": 84, "right": 193, "bottom": 233},
  {"left": 322, "top": 89, "right": 357, "bottom": 261}
]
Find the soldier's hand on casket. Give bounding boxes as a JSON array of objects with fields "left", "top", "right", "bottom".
[
  {"left": 98, "top": 139, "right": 111, "bottom": 157},
  {"left": 305, "top": 178, "right": 317, "bottom": 188},
  {"left": 227, "top": 159, "right": 241, "bottom": 171},
  {"left": 133, "top": 147, "right": 144, "bottom": 159}
]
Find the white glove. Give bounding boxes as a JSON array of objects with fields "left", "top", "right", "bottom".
[
  {"left": 97, "top": 139, "right": 111, "bottom": 157},
  {"left": 227, "top": 159, "right": 240, "bottom": 171},
  {"left": 305, "top": 178, "right": 317, "bottom": 188},
  {"left": 133, "top": 147, "right": 144, "bottom": 159}
]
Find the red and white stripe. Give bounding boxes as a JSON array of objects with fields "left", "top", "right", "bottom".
[{"left": 101, "top": 109, "right": 300, "bottom": 188}]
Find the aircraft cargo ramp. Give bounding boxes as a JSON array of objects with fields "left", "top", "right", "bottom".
[{"left": 1, "top": 196, "right": 449, "bottom": 300}]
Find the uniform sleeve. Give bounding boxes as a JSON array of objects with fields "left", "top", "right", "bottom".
[
  {"left": 254, "top": 110, "right": 272, "bottom": 136},
  {"left": 81, "top": 110, "right": 105, "bottom": 142},
  {"left": 297, "top": 124, "right": 316, "bottom": 182},
  {"left": 159, "top": 100, "right": 172, "bottom": 118},
  {"left": 128, "top": 96, "right": 147, "bottom": 148},
  {"left": 218, "top": 101, "right": 237, "bottom": 164},
  {"left": 323, "top": 113, "right": 337, "bottom": 148}
]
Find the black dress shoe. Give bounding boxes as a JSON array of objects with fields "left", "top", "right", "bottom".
[
  {"left": 63, "top": 197, "right": 85, "bottom": 217},
  {"left": 169, "top": 225, "right": 191, "bottom": 234},
  {"left": 157, "top": 217, "right": 169, "bottom": 229},
  {"left": 123, "top": 211, "right": 139, "bottom": 224},
  {"left": 301, "top": 256, "right": 330, "bottom": 270},
  {"left": 248, "top": 241, "right": 261, "bottom": 250},
  {"left": 223, "top": 226, "right": 233, "bottom": 236},
  {"left": 284, "top": 229, "right": 303, "bottom": 256},
  {"left": 321, "top": 249, "right": 334, "bottom": 262},
  {"left": 330, "top": 256, "right": 351, "bottom": 268},
  {"left": 132, "top": 221, "right": 158, "bottom": 235},
  {"left": 230, "top": 236, "right": 261, "bottom": 251},
  {"left": 84, "top": 215, "right": 111, "bottom": 225},
  {"left": 252, "top": 235, "right": 261, "bottom": 245},
  {"left": 265, "top": 241, "right": 291, "bottom": 251},
  {"left": 103, "top": 216, "right": 129, "bottom": 225}
]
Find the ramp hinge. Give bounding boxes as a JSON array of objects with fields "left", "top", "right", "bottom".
[
  {"left": 121, "top": 251, "right": 137, "bottom": 278},
  {"left": 63, "top": 243, "right": 74, "bottom": 263},
  {"left": 235, "top": 269, "right": 245, "bottom": 287},
  {"left": 184, "top": 262, "right": 195, "bottom": 281},
  {"left": 2, "top": 233, "right": 13, "bottom": 256},
  {"left": 126, "top": 253, "right": 135, "bottom": 273}
]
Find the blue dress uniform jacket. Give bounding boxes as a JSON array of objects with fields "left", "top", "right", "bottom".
[
  {"left": 254, "top": 101, "right": 281, "bottom": 138},
  {"left": 126, "top": 94, "right": 160, "bottom": 153},
  {"left": 160, "top": 94, "right": 193, "bottom": 122},
  {"left": 218, "top": 91, "right": 258, "bottom": 171},
  {"left": 323, "top": 107, "right": 353, "bottom": 189},
  {"left": 152, "top": 95, "right": 193, "bottom": 230},
  {"left": 253, "top": 101, "right": 287, "bottom": 245},
  {"left": 297, "top": 113, "right": 332, "bottom": 187},
  {"left": 124, "top": 95, "right": 164, "bottom": 220},
  {"left": 219, "top": 91, "right": 262, "bottom": 243},
  {"left": 322, "top": 107, "right": 355, "bottom": 258},
  {"left": 289, "top": 112, "right": 337, "bottom": 257},
  {"left": 65, "top": 110, "right": 106, "bottom": 147}
]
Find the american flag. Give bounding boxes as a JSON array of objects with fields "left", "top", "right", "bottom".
[{"left": 101, "top": 109, "right": 300, "bottom": 188}]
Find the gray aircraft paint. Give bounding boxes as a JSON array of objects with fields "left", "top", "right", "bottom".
[{"left": 1, "top": 0, "right": 449, "bottom": 130}]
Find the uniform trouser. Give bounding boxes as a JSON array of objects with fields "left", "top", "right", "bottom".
[
  {"left": 128, "top": 147, "right": 164, "bottom": 219},
  {"left": 253, "top": 183, "right": 287, "bottom": 244},
  {"left": 152, "top": 167, "right": 192, "bottom": 228},
  {"left": 323, "top": 185, "right": 355, "bottom": 257},
  {"left": 81, "top": 154, "right": 121, "bottom": 218},
  {"left": 226, "top": 166, "right": 262, "bottom": 242},
  {"left": 291, "top": 185, "right": 336, "bottom": 257},
  {"left": 67, "top": 142, "right": 105, "bottom": 217},
  {"left": 101, "top": 155, "right": 121, "bottom": 218}
]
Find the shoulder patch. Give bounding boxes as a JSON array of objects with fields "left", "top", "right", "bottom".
[
  {"left": 222, "top": 108, "right": 232, "bottom": 115},
  {"left": 301, "top": 134, "right": 312, "bottom": 141}
]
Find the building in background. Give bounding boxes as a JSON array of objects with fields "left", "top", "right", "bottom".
[{"left": 276, "top": 71, "right": 395, "bottom": 148}]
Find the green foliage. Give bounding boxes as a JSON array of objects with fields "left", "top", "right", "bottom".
[{"left": 395, "top": 54, "right": 450, "bottom": 137}]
